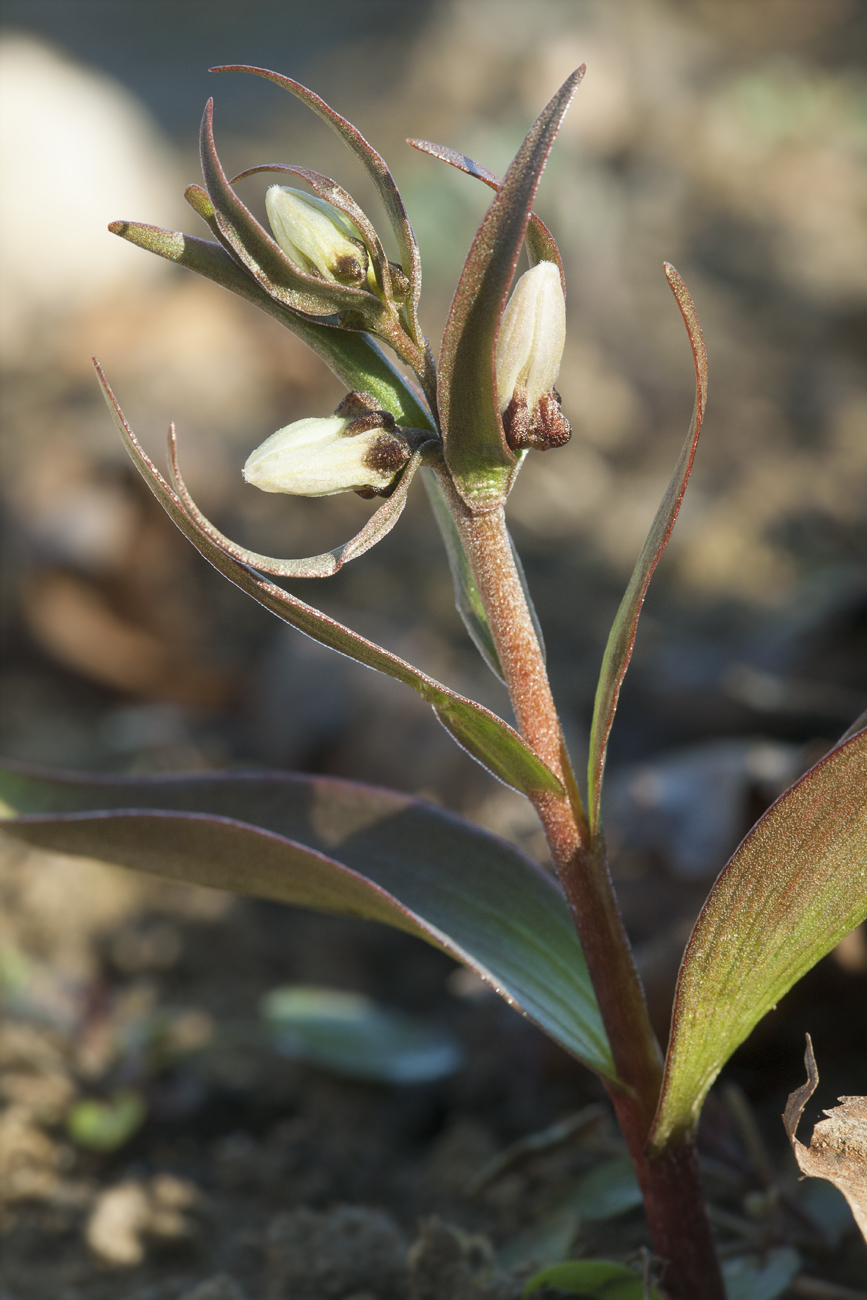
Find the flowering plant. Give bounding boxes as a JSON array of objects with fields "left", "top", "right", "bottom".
[{"left": 1, "top": 64, "right": 865, "bottom": 1298}]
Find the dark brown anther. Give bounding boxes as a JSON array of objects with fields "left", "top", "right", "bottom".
[
  {"left": 334, "top": 390, "right": 396, "bottom": 436},
  {"left": 352, "top": 431, "right": 412, "bottom": 498},
  {"left": 502, "top": 390, "right": 531, "bottom": 451},
  {"left": 503, "top": 388, "right": 571, "bottom": 452},
  {"left": 332, "top": 253, "right": 366, "bottom": 284},
  {"left": 364, "top": 432, "right": 411, "bottom": 473},
  {"left": 345, "top": 411, "right": 396, "bottom": 436},
  {"left": 334, "top": 390, "right": 377, "bottom": 418}
]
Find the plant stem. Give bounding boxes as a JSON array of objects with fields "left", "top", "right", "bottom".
[{"left": 440, "top": 476, "right": 724, "bottom": 1299}]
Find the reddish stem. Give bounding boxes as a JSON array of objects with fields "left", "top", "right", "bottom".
[{"left": 441, "top": 478, "right": 724, "bottom": 1299}]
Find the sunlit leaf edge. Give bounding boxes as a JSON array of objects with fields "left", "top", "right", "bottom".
[{"left": 650, "top": 726, "right": 867, "bottom": 1152}]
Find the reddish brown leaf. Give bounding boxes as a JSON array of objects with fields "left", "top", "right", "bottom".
[{"left": 587, "top": 265, "right": 707, "bottom": 831}]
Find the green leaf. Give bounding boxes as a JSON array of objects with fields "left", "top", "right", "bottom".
[
  {"left": 261, "top": 985, "right": 462, "bottom": 1083},
  {"left": 562, "top": 1156, "right": 642, "bottom": 1222},
  {"left": 437, "top": 69, "right": 584, "bottom": 512},
  {"left": 406, "top": 138, "right": 566, "bottom": 286},
  {"left": 212, "top": 64, "right": 425, "bottom": 346},
  {"left": 650, "top": 727, "right": 867, "bottom": 1152},
  {"left": 587, "top": 265, "right": 707, "bottom": 832},
  {"left": 722, "top": 1248, "right": 800, "bottom": 1300},
  {"left": 67, "top": 1091, "right": 146, "bottom": 1152},
  {"left": 93, "top": 364, "right": 562, "bottom": 802},
  {"left": 524, "top": 1259, "right": 662, "bottom": 1298},
  {"left": 499, "top": 1203, "right": 579, "bottom": 1272},
  {"left": 108, "top": 222, "right": 434, "bottom": 432},
  {"left": 0, "top": 766, "right": 615, "bottom": 1081},
  {"left": 501, "top": 1158, "right": 641, "bottom": 1275}
]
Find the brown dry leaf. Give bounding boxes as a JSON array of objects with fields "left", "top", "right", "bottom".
[{"left": 783, "top": 1034, "right": 867, "bottom": 1242}]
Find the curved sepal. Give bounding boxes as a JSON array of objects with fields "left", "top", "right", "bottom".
[
  {"left": 437, "top": 69, "right": 583, "bottom": 513},
  {"left": 107, "top": 222, "right": 433, "bottom": 431},
  {"left": 587, "top": 265, "right": 707, "bottom": 831},
  {"left": 167, "top": 428, "right": 429, "bottom": 578},
  {"left": 200, "top": 99, "right": 386, "bottom": 323},
  {"left": 93, "top": 363, "right": 562, "bottom": 802},
  {"left": 211, "top": 65, "right": 425, "bottom": 346},
  {"left": 650, "top": 725, "right": 867, "bottom": 1154},
  {"left": 0, "top": 765, "right": 613, "bottom": 1080},
  {"left": 406, "top": 138, "right": 565, "bottom": 289}
]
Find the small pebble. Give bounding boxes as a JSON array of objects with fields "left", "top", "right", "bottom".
[{"left": 86, "top": 1180, "right": 151, "bottom": 1266}]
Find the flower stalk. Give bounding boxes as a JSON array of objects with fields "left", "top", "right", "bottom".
[{"left": 438, "top": 472, "right": 723, "bottom": 1299}]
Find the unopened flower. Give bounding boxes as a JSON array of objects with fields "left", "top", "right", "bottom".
[
  {"left": 496, "top": 260, "right": 570, "bottom": 452},
  {"left": 265, "top": 185, "right": 372, "bottom": 287},
  {"left": 243, "top": 395, "right": 412, "bottom": 498}
]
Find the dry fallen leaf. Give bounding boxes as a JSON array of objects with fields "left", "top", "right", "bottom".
[{"left": 783, "top": 1033, "right": 867, "bottom": 1242}]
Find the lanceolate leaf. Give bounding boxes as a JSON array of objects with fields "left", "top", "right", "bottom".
[
  {"left": 650, "top": 726, "right": 867, "bottom": 1153},
  {"left": 107, "top": 222, "right": 433, "bottom": 431},
  {"left": 437, "top": 69, "right": 584, "bottom": 512},
  {"left": 94, "top": 364, "right": 562, "bottom": 802},
  {"left": 212, "top": 65, "right": 425, "bottom": 346},
  {"left": 406, "top": 138, "right": 565, "bottom": 287},
  {"left": 0, "top": 766, "right": 614, "bottom": 1080},
  {"left": 587, "top": 265, "right": 707, "bottom": 832}
]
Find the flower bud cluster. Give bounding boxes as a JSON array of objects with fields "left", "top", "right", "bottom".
[{"left": 496, "top": 261, "right": 571, "bottom": 452}]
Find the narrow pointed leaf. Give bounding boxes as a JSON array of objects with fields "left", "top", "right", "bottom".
[
  {"left": 587, "top": 265, "right": 707, "bottom": 831},
  {"left": 437, "top": 69, "right": 583, "bottom": 512},
  {"left": 407, "top": 138, "right": 565, "bottom": 287},
  {"left": 212, "top": 65, "right": 425, "bottom": 343},
  {"left": 200, "top": 99, "right": 384, "bottom": 322},
  {"left": 93, "top": 364, "right": 561, "bottom": 801},
  {"left": 0, "top": 765, "right": 614, "bottom": 1080},
  {"left": 650, "top": 726, "right": 867, "bottom": 1153},
  {"left": 108, "top": 222, "right": 433, "bottom": 431},
  {"left": 167, "top": 430, "right": 427, "bottom": 579}
]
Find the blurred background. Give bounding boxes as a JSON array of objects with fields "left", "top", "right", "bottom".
[{"left": 1, "top": 2, "right": 866, "bottom": 1295}]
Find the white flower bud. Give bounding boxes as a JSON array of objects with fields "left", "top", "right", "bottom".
[
  {"left": 265, "top": 185, "right": 371, "bottom": 286},
  {"left": 243, "top": 414, "right": 411, "bottom": 498},
  {"left": 496, "top": 261, "right": 570, "bottom": 452},
  {"left": 496, "top": 261, "right": 565, "bottom": 412}
]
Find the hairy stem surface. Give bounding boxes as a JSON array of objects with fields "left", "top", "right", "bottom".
[{"left": 439, "top": 474, "right": 723, "bottom": 1299}]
